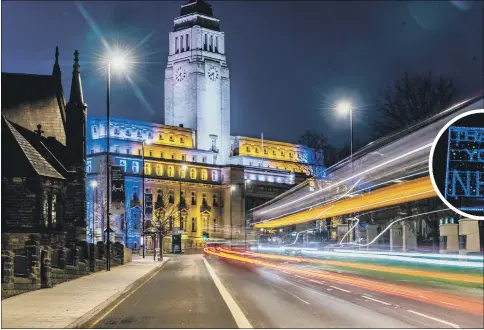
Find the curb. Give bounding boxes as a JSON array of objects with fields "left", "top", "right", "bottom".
[{"left": 66, "top": 258, "right": 171, "bottom": 329}]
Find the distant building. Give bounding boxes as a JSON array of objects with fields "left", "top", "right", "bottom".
[
  {"left": 1, "top": 48, "right": 87, "bottom": 250},
  {"left": 86, "top": 0, "right": 325, "bottom": 251}
]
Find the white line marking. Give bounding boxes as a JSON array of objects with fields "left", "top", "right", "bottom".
[
  {"left": 419, "top": 295, "right": 429, "bottom": 300},
  {"left": 330, "top": 286, "right": 351, "bottom": 293},
  {"left": 202, "top": 257, "right": 252, "bottom": 329},
  {"left": 362, "top": 295, "right": 391, "bottom": 306},
  {"left": 309, "top": 279, "right": 325, "bottom": 285},
  {"left": 407, "top": 310, "right": 460, "bottom": 328},
  {"left": 282, "top": 271, "right": 291, "bottom": 274},
  {"left": 294, "top": 275, "right": 305, "bottom": 279},
  {"left": 439, "top": 301, "right": 458, "bottom": 307},
  {"left": 327, "top": 288, "right": 333, "bottom": 291},
  {"left": 271, "top": 284, "right": 310, "bottom": 305}
]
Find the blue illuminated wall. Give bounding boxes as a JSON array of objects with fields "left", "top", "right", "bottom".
[{"left": 445, "top": 126, "right": 484, "bottom": 212}]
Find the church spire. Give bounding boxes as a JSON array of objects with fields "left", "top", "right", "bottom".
[
  {"left": 69, "top": 50, "right": 84, "bottom": 105},
  {"left": 52, "top": 46, "right": 61, "bottom": 82}
]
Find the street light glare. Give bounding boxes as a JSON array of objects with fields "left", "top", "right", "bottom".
[
  {"left": 230, "top": 185, "right": 237, "bottom": 192},
  {"left": 90, "top": 180, "right": 98, "bottom": 188},
  {"left": 181, "top": 165, "right": 188, "bottom": 171},
  {"left": 111, "top": 55, "right": 127, "bottom": 71},
  {"left": 337, "top": 101, "right": 352, "bottom": 115},
  {"left": 144, "top": 138, "right": 153, "bottom": 145}
]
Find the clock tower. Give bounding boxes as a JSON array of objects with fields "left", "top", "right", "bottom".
[{"left": 164, "top": 0, "right": 230, "bottom": 164}]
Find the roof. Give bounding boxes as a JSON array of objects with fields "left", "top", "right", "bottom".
[
  {"left": 2, "top": 116, "right": 65, "bottom": 180},
  {"left": 175, "top": 0, "right": 220, "bottom": 32},
  {"left": 1, "top": 72, "right": 66, "bottom": 145}
]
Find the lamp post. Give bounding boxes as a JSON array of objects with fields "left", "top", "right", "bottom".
[
  {"left": 337, "top": 101, "right": 353, "bottom": 171},
  {"left": 179, "top": 164, "right": 188, "bottom": 253},
  {"left": 141, "top": 139, "right": 152, "bottom": 258},
  {"left": 105, "top": 55, "right": 128, "bottom": 271},
  {"left": 90, "top": 180, "right": 98, "bottom": 244},
  {"left": 230, "top": 185, "right": 236, "bottom": 249},
  {"left": 244, "top": 179, "right": 251, "bottom": 252}
]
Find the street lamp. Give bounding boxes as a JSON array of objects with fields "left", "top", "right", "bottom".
[
  {"left": 337, "top": 101, "right": 353, "bottom": 170},
  {"left": 90, "top": 180, "right": 98, "bottom": 244},
  {"left": 141, "top": 138, "right": 152, "bottom": 259},
  {"left": 179, "top": 164, "right": 188, "bottom": 242},
  {"left": 230, "top": 185, "right": 236, "bottom": 249},
  {"left": 105, "top": 54, "right": 128, "bottom": 271},
  {"left": 244, "top": 179, "right": 251, "bottom": 251}
]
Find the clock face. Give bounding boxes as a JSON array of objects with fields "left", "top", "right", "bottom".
[
  {"left": 175, "top": 67, "right": 186, "bottom": 82},
  {"left": 207, "top": 65, "right": 219, "bottom": 81}
]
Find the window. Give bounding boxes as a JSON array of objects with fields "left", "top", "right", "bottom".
[
  {"left": 156, "top": 164, "right": 163, "bottom": 176},
  {"left": 246, "top": 146, "right": 250, "bottom": 152},
  {"left": 90, "top": 149, "right": 94, "bottom": 154},
  {"left": 289, "top": 152, "right": 293, "bottom": 158},
  {"left": 180, "top": 215, "right": 185, "bottom": 230},
  {"left": 171, "top": 154, "right": 175, "bottom": 160},
  {"left": 170, "top": 136, "right": 174, "bottom": 142},
  {"left": 213, "top": 218, "right": 217, "bottom": 232},
  {"left": 192, "top": 155, "right": 197, "bottom": 162},
  {"left": 209, "top": 35, "right": 213, "bottom": 52},
  {"left": 148, "top": 132, "right": 152, "bottom": 139},
  {"left": 138, "top": 149, "right": 142, "bottom": 156},
  {"left": 132, "top": 161, "right": 140, "bottom": 174},
  {"left": 149, "top": 150, "right": 153, "bottom": 157},
  {"left": 264, "top": 148, "right": 268, "bottom": 154},
  {"left": 180, "top": 35, "right": 184, "bottom": 52},
  {"left": 191, "top": 191, "right": 196, "bottom": 205},
  {"left": 272, "top": 150, "right": 276, "bottom": 155},
  {"left": 126, "top": 129, "right": 131, "bottom": 136},
  {"left": 211, "top": 170, "right": 218, "bottom": 181},
  {"left": 215, "top": 37, "right": 218, "bottom": 53},
  {"left": 168, "top": 166, "right": 175, "bottom": 177},
  {"left": 137, "top": 130, "right": 142, "bottom": 138},
  {"left": 201, "top": 169, "right": 208, "bottom": 180},
  {"left": 86, "top": 160, "right": 92, "bottom": 173},
  {"left": 43, "top": 192, "right": 49, "bottom": 227},
  {"left": 180, "top": 137, "right": 184, "bottom": 143},
  {"left": 160, "top": 152, "right": 164, "bottom": 159},
  {"left": 213, "top": 194, "right": 218, "bottom": 207},
  {"left": 120, "top": 159, "right": 127, "bottom": 172},
  {"left": 93, "top": 126, "right": 97, "bottom": 133},
  {"left": 180, "top": 166, "right": 187, "bottom": 178},
  {"left": 202, "top": 156, "right": 207, "bottom": 163},
  {"left": 255, "top": 148, "right": 259, "bottom": 153},
  {"left": 190, "top": 168, "right": 197, "bottom": 179},
  {"left": 186, "top": 34, "right": 190, "bottom": 50},
  {"left": 175, "top": 36, "right": 179, "bottom": 53},
  {"left": 144, "top": 163, "right": 151, "bottom": 175},
  {"left": 204, "top": 34, "right": 208, "bottom": 51},
  {"left": 159, "top": 134, "right": 163, "bottom": 140},
  {"left": 43, "top": 191, "right": 58, "bottom": 228},
  {"left": 191, "top": 217, "right": 196, "bottom": 232},
  {"left": 114, "top": 127, "right": 120, "bottom": 135},
  {"left": 281, "top": 151, "right": 285, "bottom": 156},
  {"left": 202, "top": 192, "right": 207, "bottom": 204},
  {"left": 126, "top": 147, "right": 130, "bottom": 154},
  {"left": 181, "top": 154, "right": 186, "bottom": 161},
  {"left": 51, "top": 194, "right": 57, "bottom": 227},
  {"left": 169, "top": 190, "right": 174, "bottom": 204}
]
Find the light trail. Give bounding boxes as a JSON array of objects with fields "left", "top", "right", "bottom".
[
  {"left": 205, "top": 247, "right": 484, "bottom": 316},
  {"left": 332, "top": 249, "right": 484, "bottom": 261}
]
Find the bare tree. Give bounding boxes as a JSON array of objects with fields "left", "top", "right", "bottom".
[
  {"left": 298, "top": 130, "right": 327, "bottom": 177},
  {"left": 151, "top": 188, "right": 186, "bottom": 249},
  {"left": 374, "top": 72, "right": 456, "bottom": 138}
]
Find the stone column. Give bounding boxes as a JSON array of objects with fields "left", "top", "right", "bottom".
[
  {"left": 40, "top": 246, "right": 53, "bottom": 288},
  {"left": 366, "top": 224, "right": 379, "bottom": 250},
  {"left": 439, "top": 223, "right": 459, "bottom": 253},
  {"left": 402, "top": 221, "right": 417, "bottom": 252},
  {"left": 25, "top": 239, "right": 41, "bottom": 286},
  {"left": 390, "top": 224, "right": 403, "bottom": 251},
  {"left": 1, "top": 251, "right": 15, "bottom": 287}
]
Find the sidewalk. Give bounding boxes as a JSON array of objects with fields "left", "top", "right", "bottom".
[{"left": 1, "top": 255, "right": 170, "bottom": 329}]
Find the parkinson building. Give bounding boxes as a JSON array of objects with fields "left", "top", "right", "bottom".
[{"left": 86, "top": 0, "right": 324, "bottom": 251}]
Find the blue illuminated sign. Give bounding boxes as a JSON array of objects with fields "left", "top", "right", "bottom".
[{"left": 445, "top": 126, "right": 484, "bottom": 212}]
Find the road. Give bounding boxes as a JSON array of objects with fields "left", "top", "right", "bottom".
[{"left": 93, "top": 254, "right": 484, "bottom": 329}]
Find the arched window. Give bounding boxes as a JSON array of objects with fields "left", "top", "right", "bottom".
[
  {"left": 209, "top": 35, "right": 213, "bottom": 52},
  {"left": 201, "top": 169, "right": 208, "bottom": 180},
  {"left": 155, "top": 164, "right": 163, "bottom": 176},
  {"left": 180, "top": 35, "right": 184, "bottom": 52},
  {"left": 190, "top": 168, "right": 197, "bottom": 179},
  {"left": 204, "top": 34, "right": 208, "bottom": 51}
]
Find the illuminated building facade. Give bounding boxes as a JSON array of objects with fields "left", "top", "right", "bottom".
[{"left": 86, "top": 0, "right": 324, "bottom": 250}]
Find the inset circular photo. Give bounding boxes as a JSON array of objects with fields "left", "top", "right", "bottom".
[{"left": 429, "top": 110, "right": 484, "bottom": 220}]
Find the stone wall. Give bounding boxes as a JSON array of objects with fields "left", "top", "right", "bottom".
[
  {"left": 2, "top": 241, "right": 130, "bottom": 299},
  {"left": 1, "top": 177, "right": 39, "bottom": 228}
]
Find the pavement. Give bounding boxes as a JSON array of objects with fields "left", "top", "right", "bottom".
[{"left": 1, "top": 255, "right": 169, "bottom": 329}]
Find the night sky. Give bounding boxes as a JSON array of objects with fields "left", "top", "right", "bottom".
[{"left": 2, "top": 1, "right": 483, "bottom": 147}]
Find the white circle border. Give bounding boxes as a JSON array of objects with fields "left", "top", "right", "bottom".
[{"left": 429, "top": 109, "right": 484, "bottom": 220}]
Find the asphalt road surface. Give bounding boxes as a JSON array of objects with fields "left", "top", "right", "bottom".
[{"left": 94, "top": 254, "right": 484, "bottom": 329}]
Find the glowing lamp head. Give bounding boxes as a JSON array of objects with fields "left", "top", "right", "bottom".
[
  {"left": 245, "top": 179, "right": 251, "bottom": 184},
  {"left": 111, "top": 55, "right": 127, "bottom": 71},
  {"left": 230, "top": 185, "right": 236, "bottom": 192},
  {"left": 90, "top": 180, "right": 98, "bottom": 188},
  {"left": 337, "top": 101, "right": 352, "bottom": 115},
  {"left": 181, "top": 165, "right": 188, "bottom": 171}
]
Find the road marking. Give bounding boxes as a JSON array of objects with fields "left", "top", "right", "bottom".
[
  {"left": 294, "top": 275, "right": 306, "bottom": 279},
  {"left": 440, "top": 301, "right": 458, "bottom": 307},
  {"left": 271, "top": 284, "right": 310, "bottom": 305},
  {"left": 309, "top": 279, "right": 325, "bottom": 285},
  {"left": 88, "top": 262, "right": 168, "bottom": 328},
  {"left": 362, "top": 295, "right": 391, "bottom": 306},
  {"left": 419, "top": 295, "right": 429, "bottom": 300},
  {"left": 407, "top": 310, "right": 460, "bottom": 328},
  {"left": 282, "top": 271, "right": 291, "bottom": 274},
  {"left": 202, "top": 257, "right": 253, "bottom": 329},
  {"left": 330, "top": 286, "right": 351, "bottom": 293}
]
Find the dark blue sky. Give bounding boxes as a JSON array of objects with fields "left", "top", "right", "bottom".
[{"left": 2, "top": 1, "right": 483, "bottom": 147}]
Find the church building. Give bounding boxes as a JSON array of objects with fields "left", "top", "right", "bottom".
[{"left": 86, "top": 0, "right": 324, "bottom": 251}]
